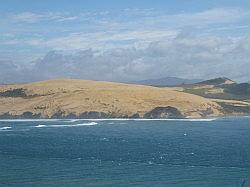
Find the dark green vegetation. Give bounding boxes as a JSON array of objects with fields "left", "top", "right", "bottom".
[
  {"left": 0, "top": 88, "right": 40, "bottom": 99},
  {"left": 197, "top": 77, "right": 234, "bottom": 86},
  {"left": 224, "top": 83, "right": 250, "bottom": 96},
  {"left": 184, "top": 87, "right": 234, "bottom": 100},
  {"left": 217, "top": 102, "right": 250, "bottom": 114},
  {"left": 0, "top": 88, "right": 27, "bottom": 98},
  {"left": 141, "top": 77, "right": 250, "bottom": 116},
  {"left": 179, "top": 77, "right": 250, "bottom": 115},
  {"left": 182, "top": 78, "right": 250, "bottom": 101}
]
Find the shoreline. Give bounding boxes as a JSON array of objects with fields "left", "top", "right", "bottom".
[{"left": 0, "top": 116, "right": 249, "bottom": 122}]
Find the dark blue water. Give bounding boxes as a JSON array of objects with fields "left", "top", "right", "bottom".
[{"left": 0, "top": 117, "right": 250, "bottom": 187}]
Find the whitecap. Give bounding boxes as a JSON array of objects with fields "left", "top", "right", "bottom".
[
  {"left": 60, "top": 119, "right": 82, "bottom": 123},
  {"left": 0, "top": 126, "right": 12, "bottom": 130},
  {"left": 68, "top": 119, "right": 81, "bottom": 122},
  {"left": 148, "top": 161, "right": 154, "bottom": 165},
  {"left": 100, "top": 137, "right": 109, "bottom": 141},
  {"left": 48, "top": 122, "right": 98, "bottom": 128},
  {"left": 183, "top": 118, "right": 217, "bottom": 122},
  {"left": 35, "top": 125, "right": 47, "bottom": 128},
  {"left": 72, "top": 122, "right": 98, "bottom": 126}
]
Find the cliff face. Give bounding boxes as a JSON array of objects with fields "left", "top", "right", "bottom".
[{"left": 0, "top": 79, "right": 223, "bottom": 119}]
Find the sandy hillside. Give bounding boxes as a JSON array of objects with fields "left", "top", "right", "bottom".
[{"left": 0, "top": 79, "right": 223, "bottom": 118}]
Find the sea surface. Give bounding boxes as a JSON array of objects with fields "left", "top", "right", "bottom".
[{"left": 0, "top": 117, "right": 250, "bottom": 187}]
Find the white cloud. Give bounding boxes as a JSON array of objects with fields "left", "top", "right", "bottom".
[
  {"left": 12, "top": 12, "right": 44, "bottom": 23},
  {"left": 2, "top": 34, "right": 249, "bottom": 83},
  {"left": 57, "top": 16, "right": 78, "bottom": 22},
  {"left": 2, "top": 30, "right": 179, "bottom": 51},
  {"left": 4, "top": 8, "right": 249, "bottom": 51},
  {"left": 169, "top": 8, "right": 246, "bottom": 25},
  {"left": 9, "top": 7, "right": 248, "bottom": 26},
  {"left": 11, "top": 12, "right": 78, "bottom": 23},
  {"left": 1, "top": 8, "right": 250, "bottom": 83}
]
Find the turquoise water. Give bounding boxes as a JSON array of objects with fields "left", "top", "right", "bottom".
[{"left": 0, "top": 117, "right": 250, "bottom": 187}]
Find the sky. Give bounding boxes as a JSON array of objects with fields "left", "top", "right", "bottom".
[{"left": 1, "top": 0, "right": 250, "bottom": 83}]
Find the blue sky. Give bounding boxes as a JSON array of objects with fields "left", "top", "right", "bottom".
[
  {"left": 2, "top": 0, "right": 250, "bottom": 12},
  {"left": 1, "top": 0, "right": 250, "bottom": 82}
]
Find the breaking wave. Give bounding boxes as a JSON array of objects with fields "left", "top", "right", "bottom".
[
  {"left": 35, "top": 122, "right": 98, "bottom": 128},
  {"left": 91, "top": 118, "right": 217, "bottom": 122},
  {"left": 0, "top": 119, "right": 62, "bottom": 122},
  {"left": 35, "top": 125, "right": 47, "bottom": 128},
  {"left": 0, "top": 118, "right": 217, "bottom": 122},
  {"left": 0, "top": 126, "right": 12, "bottom": 130}
]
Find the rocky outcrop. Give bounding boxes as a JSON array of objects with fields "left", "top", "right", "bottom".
[
  {"left": 0, "top": 112, "right": 42, "bottom": 119},
  {"left": 78, "top": 111, "right": 111, "bottom": 119},
  {"left": 0, "top": 111, "right": 142, "bottom": 119},
  {"left": 144, "top": 106, "right": 184, "bottom": 119},
  {"left": 0, "top": 109, "right": 184, "bottom": 119}
]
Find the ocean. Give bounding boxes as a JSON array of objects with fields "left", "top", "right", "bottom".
[{"left": 0, "top": 117, "right": 250, "bottom": 187}]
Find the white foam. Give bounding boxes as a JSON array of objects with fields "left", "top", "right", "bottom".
[
  {"left": 0, "top": 119, "right": 61, "bottom": 122},
  {"left": 94, "top": 118, "right": 217, "bottom": 122},
  {"left": 0, "top": 126, "right": 12, "bottom": 130},
  {"left": 0, "top": 118, "right": 217, "bottom": 123},
  {"left": 35, "top": 122, "right": 98, "bottom": 128},
  {"left": 180, "top": 118, "right": 217, "bottom": 122},
  {"left": 59, "top": 119, "right": 82, "bottom": 122},
  {"left": 90, "top": 118, "right": 217, "bottom": 121},
  {"left": 243, "top": 116, "right": 250, "bottom": 118},
  {"left": 67, "top": 119, "right": 81, "bottom": 122},
  {"left": 90, "top": 119, "right": 132, "bottom": 121},
  {"left": 77, "top": 122, "right": 97, "bottom": 126},
  {"left": 35, "top": 125, "right": 47, "bottom": 128}
]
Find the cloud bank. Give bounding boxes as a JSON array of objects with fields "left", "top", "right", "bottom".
[
  {"left": 1, "top": 34, "right": 250, "bottom": 83},
  {"left": 0, "top": 8, "right": 250, "bottom": 83}
]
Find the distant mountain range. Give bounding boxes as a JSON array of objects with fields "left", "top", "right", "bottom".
[{"left": 133, "top": 77, "right": 203, "bottom": 86}]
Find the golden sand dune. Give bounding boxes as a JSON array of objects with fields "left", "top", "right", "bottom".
[{"left": 0, "top": 79, "right": 223, "bottom": 118}]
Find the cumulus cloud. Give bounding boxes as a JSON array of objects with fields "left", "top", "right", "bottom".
[
  {"left": 1, "top": 8, "right": 250, "bottom": 83},
  {"left": 2, "top": 34, "right": 249, "bottom": 83}
]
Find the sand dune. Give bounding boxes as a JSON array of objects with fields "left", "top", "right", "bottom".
[{"left": 0, "top": 79, "right": 223, "bottom": 118}]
